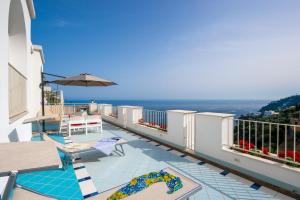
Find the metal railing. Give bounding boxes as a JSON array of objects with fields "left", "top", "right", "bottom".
[
  {"left": 140, "top": 109, "right": 167, "bottom": 131},
  {"left": 233, "top": 119, "right": 300, "bottom": 165}
]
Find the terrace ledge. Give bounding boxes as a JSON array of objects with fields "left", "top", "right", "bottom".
[{"left": 222, "top": 146, "right": 300, "bottom": 173}]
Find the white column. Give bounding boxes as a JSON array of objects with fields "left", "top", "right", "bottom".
[
  {"left": 98, "top": 104, "right": 112, "bottom": 116},
  {"left": 167, "top": 110, "right": 197, "bottom": 149},
  {"left": 88, "top": 103, "right": 97, "bottom": 114},
  {"left": 126, "top": 106, "right": 143, "bottom": 125},
  {"left": 194, "top": 112, "right": 234, "bottom": 155}
]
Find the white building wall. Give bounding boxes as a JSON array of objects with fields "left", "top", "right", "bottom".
[
  {"left": 28, "top": 47, "right": 43, "bottom": 116},
  {"left": 0, "top": 0, "right": 11, "bottom": 143},
  {"left": 0, "top": 0, "right": 43, "bottom": 143}
]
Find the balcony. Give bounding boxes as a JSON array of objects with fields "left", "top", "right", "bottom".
[
  {"left": 63, "top": 103, "right": 300, "bottom": 198},
  {"left": 17, "top": 120, "right": 296, "bottom": 199},
  {"left": 19, "top": 103, "right": 299, "bottom": 199},
  {"left": 69, "top": 121, "right": 293, "bottom": 199}
]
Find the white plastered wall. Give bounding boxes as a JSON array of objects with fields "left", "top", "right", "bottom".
[{"left": 0, "top": 0, "right": 43, "bottom": 143}]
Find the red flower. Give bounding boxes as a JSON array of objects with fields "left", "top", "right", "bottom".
[
  {"left": 239, "top": 140, "right": 247, "bottom": 148},
  {"left": 278, "top": 151, "right": 285, "bottom": 158},
  {"left": 160, "top": 125, "right": 167, "bottom": 130},
  {"left": 288, "top": 151, "right": 300, "bottom": 162},
  {"left": 149, "top": 122, "right": 156, "bottom": 126},
  {"left": 278, "top": 150, "right": 300, "bottom": 162},
  {"left": 239, "top": 140, "right": 254, "bottom": 149},
  {"left": 262, "top": 147, "right": 269, "bottom": 155}
]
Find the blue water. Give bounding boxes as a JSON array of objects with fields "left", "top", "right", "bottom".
[
  {"left": 16, "top": 134, "right": 83, "bottom": 200},
  {"left": 32, "top": 123, "right": 59, "bottom": 132},
  {"left": 65, "top": 99, "right": 269, "bottom": 116}
]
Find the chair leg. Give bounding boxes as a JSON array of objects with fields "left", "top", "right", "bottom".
[{"left": 62, "top": 155, "right": 69, "bottom": 170}]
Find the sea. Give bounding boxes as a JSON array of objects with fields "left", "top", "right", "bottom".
[{"left": 64, "top": 99, "right": 270, "bottom": 117}]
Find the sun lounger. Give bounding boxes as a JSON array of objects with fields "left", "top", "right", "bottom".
[
  {"left": 88, "top": 167, "right": 201, "bottom": 200},
  {"left": 2, "top": 171, "right": 56, "bottom": 200},
  {"left": 0, "top": 141, "right": 62, "bottom": 200},
  {"left": 13, "top": 187, "right": 56, "bottom": 200},
  {"left": 42, "top": 134, "right": 127, "bottom": 166}
]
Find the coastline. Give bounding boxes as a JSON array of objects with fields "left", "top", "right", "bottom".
[{"left": 64, "top": 99, "right": 269, "bottom": 116}]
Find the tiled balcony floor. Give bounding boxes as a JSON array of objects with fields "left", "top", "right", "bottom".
[{"left": 71, "top": 122, "right": 295, "bottom": 200}]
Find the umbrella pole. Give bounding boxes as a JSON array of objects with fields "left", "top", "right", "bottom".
[
  {"left": 40, "top": 72, "right": 66, "bottom": 133},
  {"left": 41, "top": 72, "right": 46, "bottom": 132}
]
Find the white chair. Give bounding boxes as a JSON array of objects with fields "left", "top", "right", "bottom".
[
  {"left": 59, "top": 115, "right": 70, "bottom": 134},
  {"left": 85, "top": 115, "right": 103, "bottom": 134},
  {"left": 68, "top": 117, "right": 86, "bottom": 137},
  {"left": 68, "top": 115, "right": 102, "bottom": 137}
]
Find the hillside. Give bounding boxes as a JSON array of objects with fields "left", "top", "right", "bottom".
[
  {"left": 241, "top": 104, "right": 300, "bottom": 124},
  {"left": 259, "top": 95, "right": 300, "bottom": 112}
]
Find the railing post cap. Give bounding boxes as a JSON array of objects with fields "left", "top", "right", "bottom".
[
  {"left": 167, "top": 110, "right": 197, "bottom": 114},
  {"left": 118, "top": 105, "right": 143, "bottom": 109},
  {"left": 196, "top": 112, "right": 235, "bottom": 118}
]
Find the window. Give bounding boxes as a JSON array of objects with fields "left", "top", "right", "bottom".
[{"left": 9, "top": 64, "right": 27, "bottom": 120}]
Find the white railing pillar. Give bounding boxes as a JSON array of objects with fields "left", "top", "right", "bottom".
[
  {"left": 117, "top": 106, "right": 128, "bottom": 128},
  {"left": 167, "top": 110, "right": 197, "bottom": 149},
  {"left": 115, "top": 106, "right": 143, "bottom": 128},
  {"left": 195, "top": 112, "right": 234, "bottom": 155},
  {"left": 126, "top": 106, "right": 143, "bottom": 126},
  {"left": 98, "top": 104, "right": 112, "bottom": 116},
  {"left": 88, "top": 103, "right": 98, "bottom": 114}
]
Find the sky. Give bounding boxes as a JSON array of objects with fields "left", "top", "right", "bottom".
[{"left": 32, "top": 0, "right": 300, "bottom": 100}]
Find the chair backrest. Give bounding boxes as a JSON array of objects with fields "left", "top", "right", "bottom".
[{"left": 68, "top": 119, "right": 86, "bottom": 128}]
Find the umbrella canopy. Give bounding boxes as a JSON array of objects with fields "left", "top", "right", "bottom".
[{"left": 52, "top": 73, "right": 117, "bottom": 86}]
